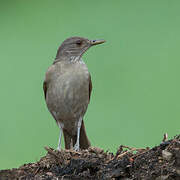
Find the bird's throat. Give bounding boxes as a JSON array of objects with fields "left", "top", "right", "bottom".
[
  {"left": 70, "top": 56, "right": 81, "bottom": 62},
  {"left": 70, "top": 56, "right": 84, "bottom": 64}
]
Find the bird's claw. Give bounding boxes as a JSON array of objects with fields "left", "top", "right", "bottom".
[
  {"left": 73, "top": 143, "right": 80, "bottom": 151},
  {"left": 57, "top": 146, "right": 61, "bottom": 151}
]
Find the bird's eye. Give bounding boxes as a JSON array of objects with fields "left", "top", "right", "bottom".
[{"left": 76, "top": 40, "right": 82, "bottom": 46}]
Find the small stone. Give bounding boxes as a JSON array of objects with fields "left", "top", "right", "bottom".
[
  {"left": 162, "top": 150, "right": 172, "bottom": 161},
  {"left": 176, "top": 168, "right": 180, "bottom": 175},
  {"left": 155, "top": 175, "right": 169, "bottom": 180},
  {"left": 46, "top": 172, "right": 53, "bottom": 176}
]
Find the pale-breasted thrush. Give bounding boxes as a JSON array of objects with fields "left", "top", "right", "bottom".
[{"left": 43, "top": 37, "right": 105, "bottom": 150}]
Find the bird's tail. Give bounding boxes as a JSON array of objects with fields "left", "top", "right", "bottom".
[
  {"left": 63, "top": 119, "right": 91, "bottom": 150},
  {"left": 79, "top": 120, "right": 91, "bottom": 149}
]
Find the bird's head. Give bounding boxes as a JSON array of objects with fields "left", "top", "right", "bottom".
[{"left": 55, "top": 37, "right": 105, "bottom": 62}]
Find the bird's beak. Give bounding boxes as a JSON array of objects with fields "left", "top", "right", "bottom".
[{"left": 90, "top": 39, "right": 106, "bottom": 46}]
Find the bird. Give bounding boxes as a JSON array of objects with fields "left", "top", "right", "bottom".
[{"left": 43, "top": 36, "right": 105, "bottom": 151}]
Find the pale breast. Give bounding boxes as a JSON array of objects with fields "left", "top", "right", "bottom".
[{"left": 46, "top": 61, "right": 90, "bottom": 122}]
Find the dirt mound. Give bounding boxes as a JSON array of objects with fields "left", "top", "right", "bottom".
[{"left": 0, "top": 135, "right": 180, "bottom": 180}]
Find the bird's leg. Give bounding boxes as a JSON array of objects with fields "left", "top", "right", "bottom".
[
  {"left": 73, "top": 117, "right": 83, "bottom": 151},
  {"left": 57, "top": 130, "right": 62, "bottom": 150},
  {"left": 57, "top": 122, "right": 63, "bottom": 150}
]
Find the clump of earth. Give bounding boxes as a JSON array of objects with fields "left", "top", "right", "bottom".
[{"left": 0, "top": 135, "right": 179, "bottom": 179}]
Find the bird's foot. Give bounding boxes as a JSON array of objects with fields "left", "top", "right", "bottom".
[
  {"left": 57, "top": 145, "right": 61, "bottom": 151},
  {"left": 73, "top": 143, "right": 80, "bottom": 151}
]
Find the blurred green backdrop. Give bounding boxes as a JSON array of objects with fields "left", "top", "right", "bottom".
[{"left": 0, "top": 0, "right": 180, "bottom": 169}]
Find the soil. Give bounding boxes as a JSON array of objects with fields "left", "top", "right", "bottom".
[{"left": 0, "top": 135, "right": 179, "bottom": 180}]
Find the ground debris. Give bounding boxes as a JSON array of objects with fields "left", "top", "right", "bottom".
[{"left": 0, "top": 135, "right": 180, "bottom": 180}]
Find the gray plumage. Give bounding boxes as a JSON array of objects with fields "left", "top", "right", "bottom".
[{"left": 43, "top": 37, "right": 105, "bottom": 150}]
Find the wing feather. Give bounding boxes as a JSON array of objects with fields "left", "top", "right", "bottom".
[
  {"left": 89, "top": 74, "right": 92, "bottom": 101},
  {"left": 43, "top": 81, "right": 47, "bottom": 99}
]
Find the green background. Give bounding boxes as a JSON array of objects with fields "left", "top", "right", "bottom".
[{"left": 0, "top": 0, "right": 179, "bottom": 169}]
